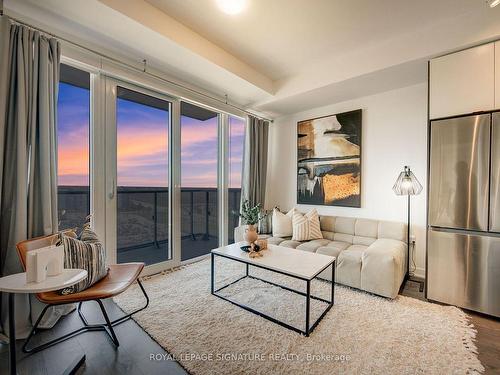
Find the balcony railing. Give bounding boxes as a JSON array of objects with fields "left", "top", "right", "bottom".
[{"left": 58, "top": 186, "right": 241, "bottom": 262}]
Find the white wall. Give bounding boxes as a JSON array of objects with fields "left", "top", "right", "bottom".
[{"left": 265, "top": 83, "right": 428, "bottom": 277}]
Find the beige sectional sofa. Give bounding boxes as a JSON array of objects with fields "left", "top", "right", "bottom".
[{"left": 263, "top": 216, "right": 407, "bottom": 299}]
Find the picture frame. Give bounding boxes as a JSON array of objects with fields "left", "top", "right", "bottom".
[{"left": 297, "top": 109, "right": 362, "bottom": 207}]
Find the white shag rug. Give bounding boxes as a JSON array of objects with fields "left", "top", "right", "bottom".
[{"left": 114, "top": 258, "right": 484, "bottom": 375}]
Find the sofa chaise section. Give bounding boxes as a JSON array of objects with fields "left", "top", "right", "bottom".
[
  {"left": 261, "top": 215, "right": 407, "bottom": 299},
  {"left": 360, "top": 239, "right": 406, "bottom": 298}
]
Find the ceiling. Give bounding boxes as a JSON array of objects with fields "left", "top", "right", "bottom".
[
  {"left": 5, "top": 0, "right": 500, "bottom": 117},
  {"left": 145, "top": 0, "right": 482, "bottom": 80}
]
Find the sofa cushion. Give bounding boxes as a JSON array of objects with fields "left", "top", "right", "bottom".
[
  {"left": 378, "top": 221, "right": 407, "bottom": 242},
  {"left": 321, "top": 231, "right": 335, "bottom": 240},
  {"left": 346, "top": 244, "right": 368, "bottom": 252},
  {"left": 336, "top": 247, "right": 364, "bottom": 288},
  {"left": 279, "top": 240, "right": 302, "bottom": 249},
  {"left": 324, "top": 240, "right": 350, "bottom": 252},
  {"left": 267, "top": 236, "right": 288, "bottom": 245},
  {"left": 334, "top": 233, "right": 353, "bottom": 244},
  {"left": 355, "top": 218, "right": 378, "bottom": 238},
  {"left": 334, "top": 217, "right": 356, "bottom": 235},
  {"left": 353, "top": 235, "right": 376, "bottom": 246},
  {"left": 319, "top": 216, "right": 336, "bottom": 232},
  {"left": 296, "top": 239, "right": 331, "bottom": 252},
  {"left": 316, "top": 244, "right": 345, "bottom": 259}
]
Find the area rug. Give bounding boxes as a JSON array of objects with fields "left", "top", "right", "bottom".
[{"left": 114, "top": 258, "right": 484, "bottom": 375}]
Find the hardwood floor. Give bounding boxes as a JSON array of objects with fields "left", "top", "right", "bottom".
[
  {"left": 0, "top": 299, "right": 187, "bottom": 375},
  {"left": 1, "top": 279, "right": 498, "bottom": 374},
  {"left": 402, "top": 278, "right": 500, "bottom": 375}
]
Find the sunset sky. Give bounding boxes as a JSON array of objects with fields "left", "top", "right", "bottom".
[{"left": 57, "top": 82, "right": 245, "bottom": 188}]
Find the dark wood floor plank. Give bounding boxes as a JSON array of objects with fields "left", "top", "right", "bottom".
[{"left": 0, "top": 298, "right": 186, "bottom": 375}]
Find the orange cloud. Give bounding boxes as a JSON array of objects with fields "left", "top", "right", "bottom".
[
  {"left": 58, "top": 145, "right": 89, "bottom": 177},
  {"left": 118, "top": 128, "right": 168, "bottom": 161}
]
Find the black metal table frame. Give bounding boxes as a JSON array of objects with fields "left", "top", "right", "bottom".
[
  {"left": 211, "top": 252, "right": 335, "bottom": 337},
  {"left": 6, "top": 279, "right": 149, "bottom": 375},
  {"left": 7, "top": 292, "right": 85, "bottom": 375}
]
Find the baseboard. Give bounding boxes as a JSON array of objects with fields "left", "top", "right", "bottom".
[
  {"left": 181, "top": 253, "right": 210, "bottom": 266},
  {"left": 413, "top": 267, "right": 425, "bottom": 279}
]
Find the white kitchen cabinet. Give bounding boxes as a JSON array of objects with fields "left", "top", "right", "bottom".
[
  {"left": 496, "top": 42, "right": 500, "bottom": 110},
  {"left": 430, "top": 43, "right": 495, "bottom": 119}
]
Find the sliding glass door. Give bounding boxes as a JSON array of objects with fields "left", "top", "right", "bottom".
[
  {"left": 180, "top": 102, "right": 220, "bottom": 261},
  {"left": 115, "top": 86, "right": 171, "bottom": 265},
  {"left": 105, "top": 79, "right": 176, "bottom": 272},
  {"left": 56, "top": 70, "right": 248, "bottom": 274}
]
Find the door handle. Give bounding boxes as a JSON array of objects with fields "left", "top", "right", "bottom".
[{"left": 108, "top": 179, "right": 115, "bottom": 199}]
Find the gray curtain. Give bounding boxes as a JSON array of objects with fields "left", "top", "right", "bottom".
[
  {"left": 0, "top": 16, "right": 62, "bottom": 339},
  {"left": 241, "top": 115, "right": 269, "bottom": 209}
]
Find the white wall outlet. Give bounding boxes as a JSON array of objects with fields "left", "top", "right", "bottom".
[{"left": 409, "top": 234, "right": 416, "bottom": 243}]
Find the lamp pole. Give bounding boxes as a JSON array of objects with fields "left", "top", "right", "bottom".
[
  {"left": 407, "top": 194, "right": 410, "bottom": 277},
  {"left": 393, "top": 165, "right": 424, "bottom": 292}
]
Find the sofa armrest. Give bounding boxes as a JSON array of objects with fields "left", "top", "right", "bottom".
[{"left": 361, "top": 239, "right": 406, "bottom": 298}]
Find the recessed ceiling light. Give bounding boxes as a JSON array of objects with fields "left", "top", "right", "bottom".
[
  {"left": 216, "top": 0, "right": 247, "bottom": 15},
  {"left": 488, "top": 0, "right": 500, "bottom": 7}
]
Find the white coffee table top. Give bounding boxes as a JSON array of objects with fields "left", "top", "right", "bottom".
[
  {"left": 0, "top": 269, "right": 87, "bottom": 293},
  {"left": 212, "top": 243, "right": 335, "bottom": 280}
]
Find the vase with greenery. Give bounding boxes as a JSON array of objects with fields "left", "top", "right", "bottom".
[{"left": 238, "top": 200, "right": 268, "bottom": 244}]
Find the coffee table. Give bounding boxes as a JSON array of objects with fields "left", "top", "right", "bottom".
[{"left": 211, "top": 243, "right": 335, "bottom": 336}]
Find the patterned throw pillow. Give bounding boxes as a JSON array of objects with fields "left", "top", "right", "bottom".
[
  {"left": 307, "top": 209, "right": 323, "bottom": 239},
  {"left": 292, "top": 209, "right": 323, "bottom": 241},
  {"left": 58, "top": 227, "right": 108, "bottom": 295}
]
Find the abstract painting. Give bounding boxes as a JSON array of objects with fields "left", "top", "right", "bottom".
[{"left": 297, "top": 109, "right": 362, "bottom": 207}]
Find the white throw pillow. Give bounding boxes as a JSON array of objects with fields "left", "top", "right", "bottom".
[
  {"left": 272, "top": 208, "right": 295, "bottom": 238},
  {"left": 292, "top": 209, "right": 323, "bottom": 241}
]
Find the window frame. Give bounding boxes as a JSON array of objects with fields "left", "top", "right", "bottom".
[
  {"left": 104, "top": 77, "right": 179, "bottom": 274},
  {"left": 59, "top": 50, "right": 247, "bottom": 275},
  {"left": 56, "top": 64, "right": 92, "bottom": 231}
]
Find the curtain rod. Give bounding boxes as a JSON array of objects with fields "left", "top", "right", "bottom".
[{"left": 2, "top": 12, "right": 273, "bottom": 123}]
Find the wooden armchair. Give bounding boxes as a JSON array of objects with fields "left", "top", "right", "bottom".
[{"left": 16, "top": 233, "right": 149, "bottom": 353}]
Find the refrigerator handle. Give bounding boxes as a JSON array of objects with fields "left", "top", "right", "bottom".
[{"left": 490, "top": 113, "right": 500, "bottom": 233}]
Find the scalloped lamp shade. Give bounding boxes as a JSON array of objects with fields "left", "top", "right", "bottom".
[{"left": 393, "top": 166, "right": 423, "bottom": 196}]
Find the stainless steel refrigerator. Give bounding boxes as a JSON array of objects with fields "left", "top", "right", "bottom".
[{"left": 427, "top": 112, "right": 500, "bottom": 317}]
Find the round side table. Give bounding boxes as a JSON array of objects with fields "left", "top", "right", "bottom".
[{"left": 0, "top": 269, "right": 87, "bottom": 375}]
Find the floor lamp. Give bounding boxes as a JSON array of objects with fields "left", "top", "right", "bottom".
[{"left": 392, "top": 166, "right": 424, "bottom": 292}]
